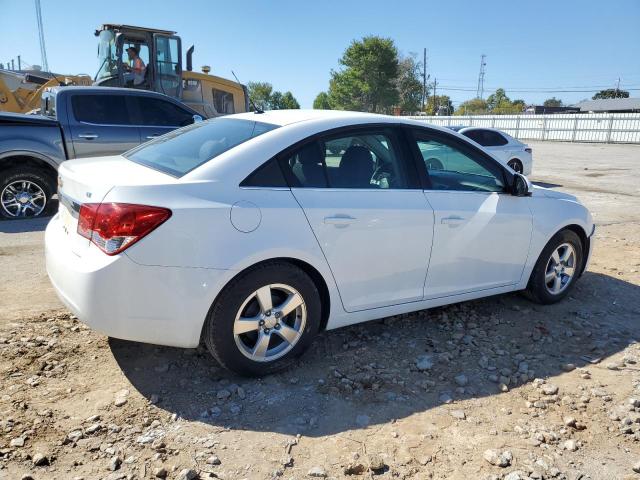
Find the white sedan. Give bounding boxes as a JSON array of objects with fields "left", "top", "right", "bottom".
[
  {"left": 447, "top": 126, "right": 533, "bottom": 175},
  {"left": 46, "top": 110, "right": 594, "bottom": 376}
]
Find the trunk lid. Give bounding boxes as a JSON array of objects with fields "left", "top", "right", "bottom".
[{"left": 56, "top": 155, "right": 175, "bottom": 256}]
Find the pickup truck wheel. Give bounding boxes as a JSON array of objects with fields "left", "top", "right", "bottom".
[{"left": 0, "top": 168, "right": 54, "bottom": 219}]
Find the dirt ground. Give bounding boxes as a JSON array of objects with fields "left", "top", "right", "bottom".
[{"left": 1, "top": 141, "right": 640, "bottom": 480}]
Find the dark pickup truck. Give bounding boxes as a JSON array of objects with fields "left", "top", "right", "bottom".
[{"left": 0, "top": 86, "right": 203, "bottom": 218}]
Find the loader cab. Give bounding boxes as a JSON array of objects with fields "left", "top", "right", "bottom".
[{"left": 94, "top": 24, "right": 182, "bottom": 100}]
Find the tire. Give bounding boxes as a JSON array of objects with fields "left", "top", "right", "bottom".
[
  {"left": 203, "top": 261, "right": 321, "bottom": 376},
  {"left": 0, "top": 167, "right": 55, "bottom": 219},
  {"left": 525, "top": 229, "right": 583, "bottom": 304},
  {"left": 508, "top": 159, "right": 523, "bottom": 174}
]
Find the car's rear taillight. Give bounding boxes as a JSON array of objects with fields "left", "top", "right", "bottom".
[
  {"left": 78, "top": 203, "right": 171, "bottom": 255},
  {"left": 525, "top": 147, "right": 532, "bottom": 153}
]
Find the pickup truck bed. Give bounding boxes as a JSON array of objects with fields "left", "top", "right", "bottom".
[{"left": 0, "top": 86, "right": 202, "bottom": 218}]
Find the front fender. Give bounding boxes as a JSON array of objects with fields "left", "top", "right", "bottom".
[{"left": 518, "top": 196, "right": 593, "bottom": 288}]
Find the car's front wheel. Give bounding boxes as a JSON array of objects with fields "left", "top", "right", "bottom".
[
  {"left": 525, "top": 229, "right": 584, "bottom": 304},
  {"left": 203, "top": 261, "right": 321, "bottom": 376}
]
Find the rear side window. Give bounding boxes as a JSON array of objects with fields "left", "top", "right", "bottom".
[
  {"left": 72, "top": 94, "right": 129, "bottom": 125},
  {"left": 241, "top": 159, "right": 287, "bottom": 187},
  {"left": 280, "top": 129, "right": 413, "bottom": 189},
  {"left": 125, "top": 118, "right": 278, "bottom": 177},
  {"left": 134, "top": 96, "right": 194, "bottom": 127},
  {"left": 482, "top": 130, "right": 509, "bottom": 146},
  {"left": 463, "top": 129, "right": 508, "bottom": 147}
]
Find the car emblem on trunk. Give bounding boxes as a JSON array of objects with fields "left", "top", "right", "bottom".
[{"left": 86, "top": 192, "right": 92, "bottom": 198}]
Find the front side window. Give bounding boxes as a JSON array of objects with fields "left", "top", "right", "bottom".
[
  {"left": 72, "top": 95, "right": 129, "bottom": 125},
  {"left": 134, "top": 97, "right": 193, "bottom": 127},
  {"left": 125, "top": 118, "right": 278, "bottom": 177},
  {"left": 413, "top": 131, "right": 505, "bottom": 192},
  {"left": 283, "top": 130, "right": 410, "bottom": 189}
]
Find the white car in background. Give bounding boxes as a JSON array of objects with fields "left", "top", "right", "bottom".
[
  {"left": 46, "top": 110, "right": 593, "bottom": 376},
  {"left": 447, "top": 126, "right": 533, "bottom": 175}
]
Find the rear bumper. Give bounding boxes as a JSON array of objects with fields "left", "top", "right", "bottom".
[{"left": 45, "top": 215, "right": 229, "bottom": 348}]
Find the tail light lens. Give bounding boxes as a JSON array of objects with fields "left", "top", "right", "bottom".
[
  {"left": 525, "top": 147, "right": 532, "bottom": 153},
  {"left": 78, "top": 203, "right": 171, "bottom": 255}
]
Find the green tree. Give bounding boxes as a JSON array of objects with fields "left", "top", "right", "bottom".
[
  {"left": 277, "top": 91, "right": 300, "bottom": 109},
  {"left": 485, "top": 89, "right": 525, "bottom": 114},
  {"left": 486, "top": 88, "right": 509, "bottom": 111},
  {"left": 247, "top": 82, "right": 300, "bottom": 110},
  {"left": 455, "top": 98, "right": 488, "bottom": 115},
  {"left": 593, "top": 88, "right": 629, "bottom": 100},
  {"left": 328, "top": 36, "right": 399, "bottom": 113},
  {"left": 396, "top": 53, "right": 424, "bottom": 113},
  {"left": 543, "top": 97, "right": 563, "bottom": 107},
  {"left": 313, "top": 92, "right": 332, "bottom": 109},
  {"left": 247, "top": 81, "right": 273, "bottom": 111},
  {"left": 426, "top": 95, "right": 453, "bottom": 115}
]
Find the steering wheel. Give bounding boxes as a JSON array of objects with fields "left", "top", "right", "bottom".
[
  {"left": 425, "top": 157, "right": 444, "bottom": 171},
  {"left": 371, "top": 163, "right": 396, "bottom": 188}
]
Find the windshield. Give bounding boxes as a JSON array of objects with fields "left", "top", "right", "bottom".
[
  {"left": 124, "top": 118, "right": 279, "bottom": 177},
  {"left": 95, "top": 30, "right": 117, "bottom": 82}
]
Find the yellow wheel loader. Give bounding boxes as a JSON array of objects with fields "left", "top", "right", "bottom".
[
  {"left": 0, "top": 24, "right": 248, "bottom": 116},
  {"left": 0, "top": 69, "right": 91, "bottom": 114}
]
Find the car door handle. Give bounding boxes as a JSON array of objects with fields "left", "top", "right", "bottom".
[
  {"left": 324, "top": 215, "right": 356, "bottom": 226},
  {"left": 146, "top": 134, "right": 161, "bottom": 139},
  {"left": 78, "top": 133, "right": 98, "bottom": 140},
  {"left": 441, "top": 215, "right": 465, "bottom": 225}
]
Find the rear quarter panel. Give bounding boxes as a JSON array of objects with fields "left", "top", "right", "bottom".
[{"left": 105, "top": 180, "right": 344, "bottom": 318}]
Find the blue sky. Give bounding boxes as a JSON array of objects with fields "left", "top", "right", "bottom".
[{"left": 2, "top": 0, "right": 639, "bottom": 108}]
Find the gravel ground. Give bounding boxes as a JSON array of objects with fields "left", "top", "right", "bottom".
[{"left": 1, "top": 141, "right": 639, "bottom": 480}]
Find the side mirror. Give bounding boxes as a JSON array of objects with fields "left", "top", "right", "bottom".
[
  {"left": 192, "top": 114, "right": 203, "bottom": 123},
  {"left": 512, "top": 173, "right": 532, "bottom": 197}
]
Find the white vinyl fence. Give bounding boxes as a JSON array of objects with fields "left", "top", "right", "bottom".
[{"left": 404, "top": 113, "right": 640, "bottom": 144}]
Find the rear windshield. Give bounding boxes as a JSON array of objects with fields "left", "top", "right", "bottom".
[{"left": 124, "top": 118, "right": 279, "bottom": 177}]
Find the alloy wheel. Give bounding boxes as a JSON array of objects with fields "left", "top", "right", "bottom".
[
  {"left": 233, "top": 283, "right": 307, "bottom": 362},
  {"left": 544, "top": 242, "right": 576, "bottom": 294},
  {"left": 1, "top": 180, "right": 47, "bottom": 218}
]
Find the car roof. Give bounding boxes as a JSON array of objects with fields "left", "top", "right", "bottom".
[
  {"left": 229, "top": 109, "right": 461, "bottom": 134},
  {"left": 47, "top": 85, "right": 179, "bottom": 100}
]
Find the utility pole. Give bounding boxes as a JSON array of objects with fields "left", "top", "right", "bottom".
[
  {"left": 422, "top": 48, "right": 429, "bottom": 111},
  {"left": 615, "top": 77, "right": 621, "bottom": 98},
  {"left": 433, "top": 77, "right": 438, "bottom": 115},
  {"left": 35, "top": 0, "right": 49, "bottom": 72},
  {"left": 476, "top": 54, "right": 487, "bottom": 99}
]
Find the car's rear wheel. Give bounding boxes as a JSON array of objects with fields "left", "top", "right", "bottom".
[
  {"left": 525, "top": 229, "right": 583, "bottom": 304},
  {"left": 203, "top": 261, "right": 321, "bottom": 376},
  {"left": 0, "top": 167, "right": 55, "bottom": 219},
  {"left": 508, "top": 159, "right": 523, "bottom": 174}
]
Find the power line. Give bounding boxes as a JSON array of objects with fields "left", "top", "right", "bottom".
[{"left": 437, "top": 86, "right": 640, "bottom": 93}]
